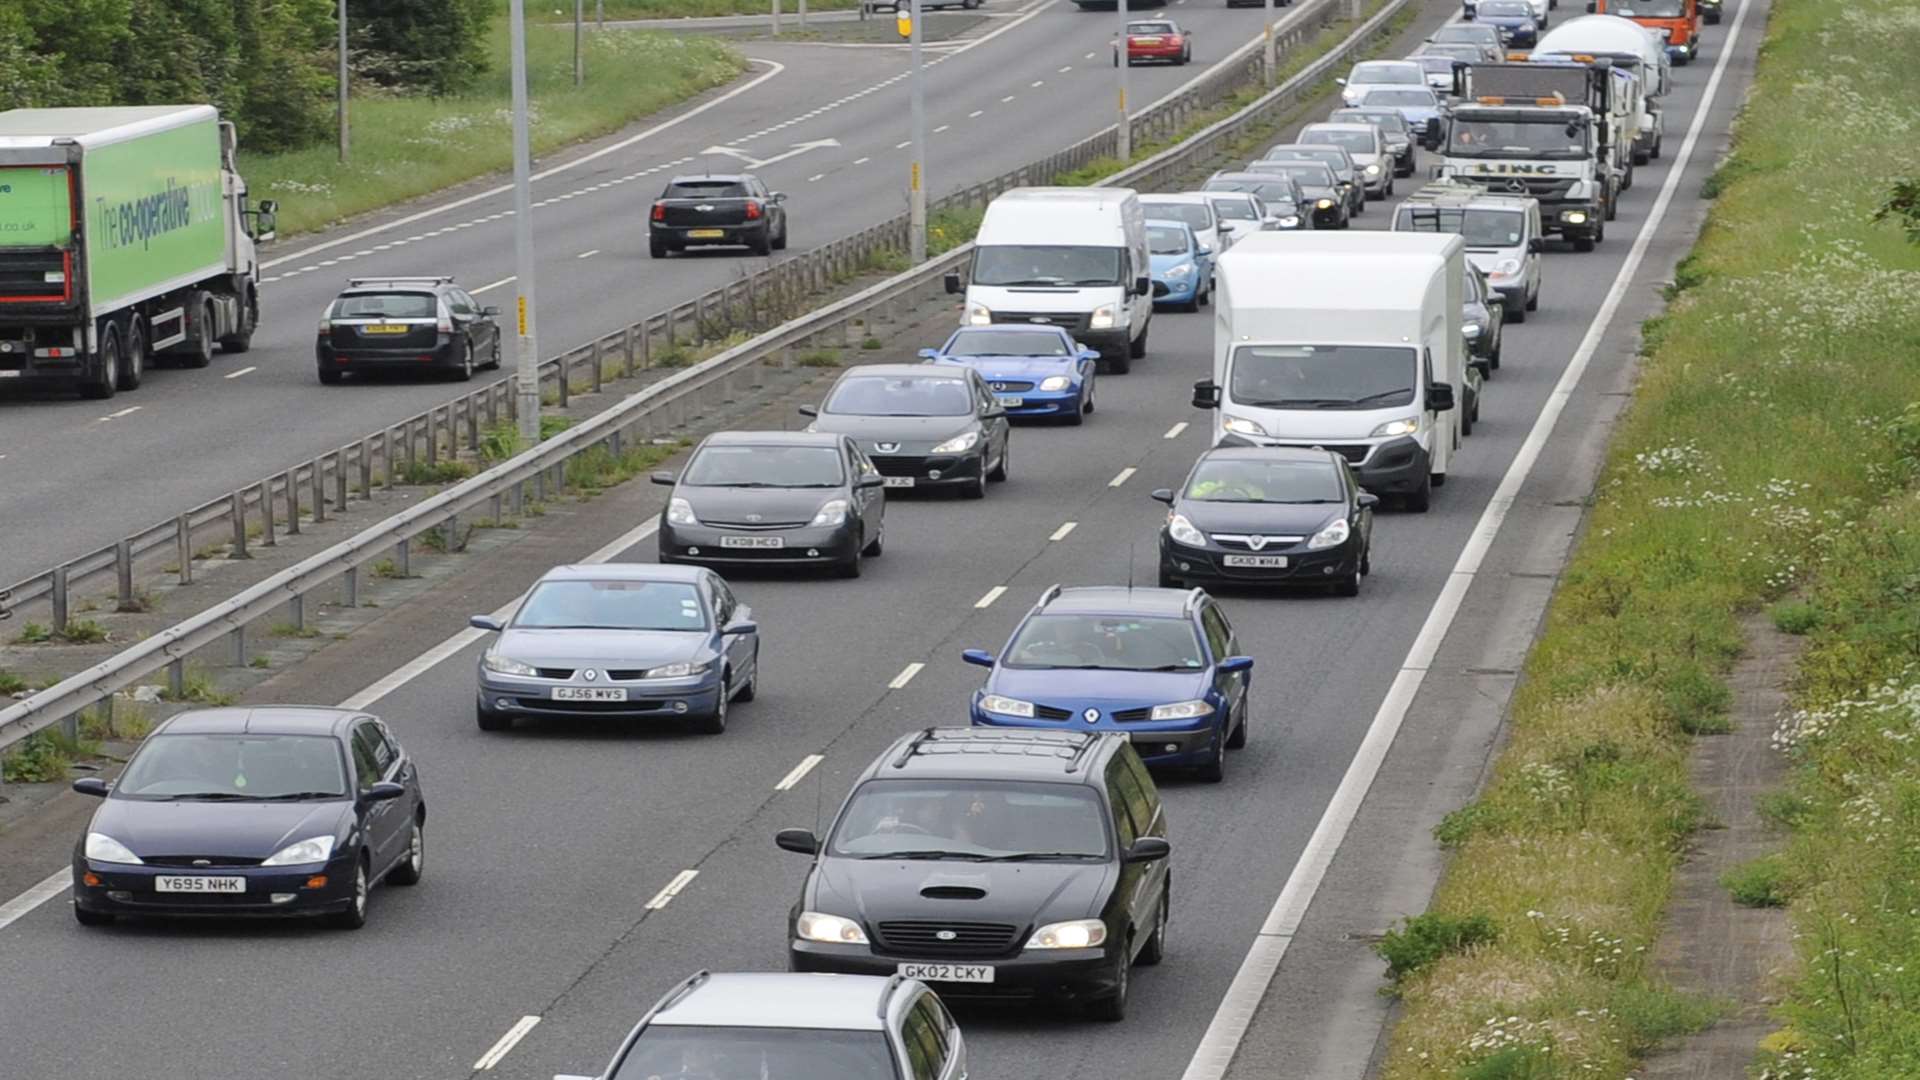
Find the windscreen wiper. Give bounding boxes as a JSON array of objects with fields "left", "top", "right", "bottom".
[
  {"left": 1349, "top": 389, "right": 1416, "bottom": 406},
  {"left": 862, "top": 850, "right": 991, "bottom": 861},
  {"left": 987, "top": 852, "right": 1104, "bottom": 862},
  {"left": 156, "top": 792, "right": 256, "bottom": 801},
  {"left": 256, "top": 791, "right": 346, "bottom": 802}
]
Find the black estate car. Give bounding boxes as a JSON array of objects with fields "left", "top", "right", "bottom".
[
  {"left": 649, "top": 173, "right": 790, "bottom": 257},
  {"left": 801, "top": 364, "right": 1011, "bottom": 499},
  {"left": 315, "top": 275, "right": 500, "bottom": 384},
  {"left": 777, "top": 728, "right": 1172, "bottom": 1021},
  {"left": 1152, "top": 447, "right": 1378, "bottom": 596}
]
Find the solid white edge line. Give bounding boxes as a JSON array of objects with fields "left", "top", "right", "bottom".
[
  {"left": 645, "top": 869, "right": 700, "bottom": 910},
  {"left": 0, "top": 872, "right": 69, "bottom": 934},
  {"left": 223, "top": 366, "right": 258, "bottom": 379},
  {"left": 473, "top": 1015, "right": 543, "bottom": 1071},
  {"left": 1164, "top": 421, "right": 1189, "bottom": 439},
  {"left": 775, "top": 754, "right": 826, "bottom": 792},
  {"left": 1049, "top": 521, "right": 1078, "bottom": 541},
  {"left": 1109, "top": 466, "right": 1136, "bottom": 487},
  {"left": 888, "top": 662, "right": 925, "bottom": 690},
  {"left": 975, "top": 585, "right": 1008, "bottom": 609},
  {"left": 262, "top": 60, "right": 788, "bottom": 270},
  {"left": 472, "top": 276, "right": 517, "bottom": 295},
  {"left": 1175, "top": 4, "right": 1756, "bottom": 1076},
  {"left": 576, "top": 249, "right": 600, "bottom": 259}
]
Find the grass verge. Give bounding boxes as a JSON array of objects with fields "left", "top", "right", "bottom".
[
  {"left": 243, "top": 19, "right": 745, "bottom": 237},
  {"left": 1375, "top": 0, "right": 1920, "bottom": 1074}
]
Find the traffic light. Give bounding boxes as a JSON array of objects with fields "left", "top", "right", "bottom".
[{"left": 896, "top": 4, "right": 911, "bottom": 38}]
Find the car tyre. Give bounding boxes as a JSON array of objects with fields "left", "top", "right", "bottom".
[
  {"left": 1086, "top": 954, "right": 1130, "bottom": 1022},
  {"left": 1195, "top": 730, "right": 1226, "bottom": 783},
  {"left": 1129, "top": 321, "right": 1148, "bottom": 360},
  {"left": 488, "top": 337, "right": 503, "bottom": 370},
  {"left": 74, "top": 904, "right": 114, "bottom": 927},
  {"left": 452, "top": 341, "right": 476, "bottom": 381},
  {"left": 387, "top": 817, "right": 425, "bottom": 886},
  {"left": 1137, "top": 886, "right": 1170, "bottom": 965},
  {"left": 649, "top": 237, "right": 669, "bottom": 258},
  {"left": 1335, "top": 569, "right": 1361, "bottom": 597},
  {"left": 863, "top": 521, "right": 884, "bottom": 556},
  {"left": 1507, "top": 298, "right": 1526, "bottom": 325},
  {"left": 988, "top": 441, "right": 1008, "bottom": 482},
  {"left": 1405, "top": 472, "right": 1432, "bottom": 512},
  {"left": 328, "top": 857, "right": 370, "bottom": 930},
  {"left": 835, "top": 550, "right": 864, "bottom": 578},
  {"left": 1526, "top": 284, "right": 1540, "bottom": 312},
  {"left": 1225, "top": 698, "right": 1249, "bottom": 749},
  {"left": 1461, "top": 396, "right": 1474, "bottom": 437},
  {"left": 689, "top": 679, "right": 729, "bottom": 733},
  {"left": 773, "top": 220, "right": 789, "bottom": 251},
  {"left": 1573, "top": 234, "right": 1596, "bottom": 253},
  {"left": 959, "top": 461, "right": 988, "bottom": 500},
  {"left": 749, "top": 226, "right": 773, "bottom": 256},
  {"left": 1065, "top": 391, "right": 1087, "bottom": 425},
  {"left": 1104, "top": 348, "right": 1131, "bottom": 375},
  {"left": 318, "top": 364, "right": 344, "bottom": 385},
  {"left": 476, "top": 705, "right": 513, "bottom": 732}
]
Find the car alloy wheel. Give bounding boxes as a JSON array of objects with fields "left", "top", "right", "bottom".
[
  {"left": 330, "top": 859, "right": 370, "bottom": 930},
  {"left": 1088, "top": 951, "right": 1130, "bottom": 1021},
  {"left": 389, "top": 819, "right": 425, "bottom": 886},
  {"left": 1138, "top": 885, "right": 1169, "bottom": 965}
]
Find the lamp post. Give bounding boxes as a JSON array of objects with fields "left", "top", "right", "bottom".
[
  {"left": 336, "top": 0, "right": 349, "bottom": 163},
  {"left": 509, "top": 0, "right": 541, "bottom": 444},
  {"left": 1264, "top": 0, "right": 1278, "bottom": 86},
  {"left": 906, "top": 0, "right": 927, "bottom": 263},
  {"left": 1115, "top": 0, "right": 1131, "bottom": 161}
]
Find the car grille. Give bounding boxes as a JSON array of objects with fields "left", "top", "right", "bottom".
[
  {"left": 992, "top": 312, "right": 1088, "bottom": 332},
  {"left": 875, "top": 920, "right": 1023, "bottom": 956},
  {"left": 1110, "top": 706, "right": 1154, "bottom": 723},
  {"left": 140, "top": 855, "right": 265, "bottom": 868},
  {"left": 1033, "top": 704, "right": 1075, "bottom": 721},
  {"left": 535, "top": 667, "right": 575, "bottom": 680},
  {"left": 1211, "top": 534, "right": 1306, "bottom": 550},
  {"left": 986, "top": 380, "right": 1036, "bottom": 393},
  {"left": 1275, "top": 442, "right": 1369, "bottom": 464},
  {"left": 702, "top": 518, "right": 808, "bottom": 530}
]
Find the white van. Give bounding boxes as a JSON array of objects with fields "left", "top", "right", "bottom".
[
  {"left": 944, "top": 187, "right": 1156, "bottom": 373},
  {"left": 1190, "top": 232, "right": 1465, "bottom": 510}
]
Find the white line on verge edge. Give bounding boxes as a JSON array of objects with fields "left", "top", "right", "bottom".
[
  {"left": 888, "top": 662, "right": 925, "bottom": 690},
  {"left": 645, "top": 870, "right": 700, "bottom": 910},
  {"left": 472, "top": 276, "right": 517, "bottom": 295},
  {"left": 775, "top": 754, "right": 826, "bottom": 791},
  {"left": 974, "top": 585, "right": 1007, "bottom": 609},
  {"left": 1175, "top": 6, "right": 1755, "bottom": 1077},
  {"left": 473, "top": 1015, "right": 542, "bottom": 1071}
]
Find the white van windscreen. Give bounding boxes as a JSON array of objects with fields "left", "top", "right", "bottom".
[
  {"left": 972, "top": 246, "right": 1125, "bottom": 287},
  {"left": 1394, "top": 207, "right": 1525, "bottom": 248},
  {"left": 1229, "top": 345, "right": 1418, "bottom": 410}
]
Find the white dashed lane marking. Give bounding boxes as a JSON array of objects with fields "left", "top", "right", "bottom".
[
  {"left": 645, "top": 870, "right": 699, "bottom": 911},
  {"left": 774, "top": 755, "right": 826, "bottom": 791},
  {"left": 975, "top": 586, "right": 1007, "bottom": 609},
  {"left": 888, "top": 662, "right": 925, "bottom": 690},
  {"left": 1109, "top": 466, "right": 1137, "bottom": 487},
  {"left": 1164, "top": 421, "right": 1189, "bottom": 439},
  {"left": 224, "top": 366, "right": 257, "bottom": 380},
  {"left": 1050, "top": 521, "right": 1078, "bottom": 542},
  {"left": 473, "top": 276, "right": 517, "bottom": 294}
]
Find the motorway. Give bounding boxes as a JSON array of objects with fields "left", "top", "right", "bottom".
[
  {"left": 0, "top": 0, "right": 1767, "bottom": 1077},
  {"left": 0, "top": 0, "right": 1290, "bottom": 588}
]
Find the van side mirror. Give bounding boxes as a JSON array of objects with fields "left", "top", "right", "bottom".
[
  {"left": 1150, "top": 488, "right": 1175, "bottom": 505},
  {"left": 1134, "top": 275, "right": 1153, "bottom": 297},
  {"left": 1123, "top": 837, "right": 1171, "bottom": 864},
  {"left": 259, "top": 199, "right": 279, "bottom": 214},
  {"left": 775, "top": 828, "right": 820, "bottom": 855},
  {"left": 1427, "top": 383, "right": 1457, "bottom": 412},
  {"left": 944, "top": 272, "right": 962, "bottom": 295},
  {"left": 1191, "top": 379, "right": 1221, "bottom": 409}
]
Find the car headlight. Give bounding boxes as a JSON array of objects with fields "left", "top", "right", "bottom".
[
  {"left": 1307, "top": 517, "right": 1351, "bottom": 551},
  {"left": 1166, "top": 264, "right": 1192, "bottom": 280},
  {"left": 966, "top": 301, "right": 992, "bottom": 326},
  {"left": 1222, "top": 414, "right": 1271, "bottom": 439},
  {"left": 932, "top": 430, "right": 981, "bottom": 454},
  {"left": 1039, "top": 375, "right": 1072, "bottom": 392},
  {"left": 84, "top": 833, "right": 143, "bottom": 865},
  {"left": 1564, "top": 210, "right": 1589, "bottom": 224},
  {"left": 1494, "top": 258, "right": 1521, "bottom": 277},
  {"left": 262, "top": 835, "right": 337, "bottom": 866},
  {"left": 1278, "top": 215, "right": 1301, "bottom": 228},
  {"left": 482, "top": 652, "right": 539, "bottom": 677},
  {"left": 1089, "top": 305, "right": 1116, "bottom": 330},
  {"left": 1167, "top": 513, "right": 1206, "bottom": 547},
  {"left": 1026, "top": 919, "right": 1108, "bottom": 949},
  {"left": 1149, "top": 699, "right": 1212, "bottom": 721},
  {"left": 981, "top": 694, "right": 1037, "bottom": 718},
  {"left": 646, "top": 660, "right": 712, "bottom": 679},
  {"left": 1316, "top": 198, "right": 1335, "bottom": 210},
  {"left": 796, "top": 911, "right": 870, "bottom": 945},
  {"left": 1370, "top": 415, "right": 1419, "bottom": 438},
  {"left": 666, "top": 497, "right": 699, "bottom": 526},
  {"left": 1365, "top": 163, "right": 1382, "bottom": 175},
  {"left": 1463, "top": 322, "right": 1483, "bottom": 339},
  {"left": 810, "top": 499, "right": 849, "bottom": 527}
]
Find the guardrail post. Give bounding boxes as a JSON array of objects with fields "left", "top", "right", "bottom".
[
  {"left": 446, "top": 513, "right": 461, "bottom": 553},
  {"left": 425, "top": 414, "right": 440, "bottom": 468},
  {"left": 487, "top": 386, "right": 501, "bottom": 427},
  {"left": 231, "top": 621, "right": 247, "bottom": 666},
  {"left": 343, "top": 566, "right": 359, "bottom": 608},
  {"left": 512, "top": 480, "right": 525, "bottom": 516},
  {"left": 395, "top": 539, "right": 411, "bottom": 578},
  {"left": 490, "top": 493, "right": 504, "bottom": 524},
  {"left": 258, "top": 480, "right": 276, "bottom": 547},
  {"left": 534, "top": 469, "right": 546, "bottom": 503},
  {"left": 229, "top": 492, "right": 249, "bottom": 559},
  {"left": 641, "top": 322, "right": 654, "bottom": 370},
  {"left": 51, "top": 564, "right": 68, "bottom": 634},
  {"left": 557, "top": 358, "right": 571, "bottom": 408},
  {"left": 358, "top": 440, "right": 373, "bottom": 498},
  {"left": 590, "top": 342, "right": 604, "bottom": 394},
  {"left": 61, "top": 708, "right": 78, "bottom": 744},
  {"left": 169, "top": 658, "right": 185, "bottom": 698},
  {"left": 115, "top": 539, "right": 135, "bottom": 609},
  {"left": 403, "top": 424, "right": 418, "bottom": 482},
  {"left": 311, "top": 460, "right": 327, "bottom": 524},
  {"left": 464, "top": 399, "right": 480, "bottom": 453},
  {"left": 335, "top": 451, "right": 349, "bottom": 511},
  {"left": 288, "top": 593, "right": 304, "bottom": 633},
  {"left": 283, "top": 472, "right": 301, "bottom": 536},
  {"left": 175, "top": 515, "right": 193, "bottom": 585}
]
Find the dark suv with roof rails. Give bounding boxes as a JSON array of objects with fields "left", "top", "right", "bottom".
[{"left": 776, "top": 727, "right": 1172, "bottom": 1022}]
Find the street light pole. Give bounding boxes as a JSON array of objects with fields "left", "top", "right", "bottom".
[
  {"left": 509, "top": 0, "right": 541, "bottom": 444},
  {"left": 1264, "top": 0, "right": 1277, "bottom": 86},
  {"left": 909, "top": 0, "right": 927, "bottom": 263},
  {"left": 336, "top": 0, "right": 349, "bottom": 163},
  {"left": 574, "top": 0, "right": 585, "bottom": 86},
  {"left": 1115, "top": 0, "right": 1130, "bottom": 161},
  {"left": 772, "top": 0, "right": 783, "bottom": 36}
]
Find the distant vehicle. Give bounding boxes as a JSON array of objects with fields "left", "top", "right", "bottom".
[
  {"left": 1200, "top": 191, "right": 1273, "bottom": 244},
  {"left": 920, "top": 324, "right": 1100, "bottom": 424},
  {"left": 803, "top": 364, "right": 1011, "bottom": 498},
  {"left": 1261, "top": 144, "right": 1365, "bottom": 215},
  {"left": 1296, "top": 123, "right": 1394, "bottom": 199},
  {"left": 1146, "top": 219, "right": 1213, "bottom": 312},
  {"left": 652, "top": 430, "right": 886, "bottom": 578},
  {"left": 965, "top": 586, "right": 1254, "bottom": 779},
  {"left": 1408, "top": 52, "right": 1474, "bottom": 94},
  {"left": 1355, "top": 86, "right": 1450, "bottom": 146},
  {"left": 1152, "top": 446, "right": 1377, "bottom": 595},
  {"left": 649, "top": 173, "right": 789, "bottom": 257},
  {"left": 1472, "top": 0, "right": 1544, "bottom": 46},
  {"left": 1697, "top": 0, "right": 1722, "bottom": 25},
  {"left": 1426, "top": 23, "right": 1507, "bottom": 55},
  {"left": 1139, "top": 193, "right": 1227, "bottom": 257},
  {"left": 1416, "top": 39, "right": 1497, "bottom": 64},
  {"left": 1208, "top": 167, "right": 1342, "bottom": 229},
  {"left": 1460, "top": 262, "right": 1503, "bottom": 420},
  {"left": 315, "top": 276, "right": 501, "bottom": 384},
  {"left": 1328, "top": 107, "right": 1419, "bottom": 176},
  {"left": 0, "top": 105, "right": 274, "bottom": 399},
  {"left": 1115, "top": 19, "right": 1192, "bottom": 65},
  {"left": 1535, "top": 15, "right": 1673, "bottom": 163},
  {"left": 1391, "top": 181, "right": 1545, "bottom": 320},
  {"left": 471, "top": 562, "right": 762, "bottom": 732},
  {"left": 71, "top": 706, "right": 424, "bottom": 930},
  {"left": 553, "top": 971, "right": 965, "bottom": 1080},
  {"left": 1336, "top": 59, "right": 1427, "bottom": 107},
  {"left": 777, "top": 727, "right": 1172, "bottom": 1020}
]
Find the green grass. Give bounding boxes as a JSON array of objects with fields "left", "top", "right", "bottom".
[
  {"left": 159, "top": 667, "right": 237, "bottom": 707},
  {"left": 1375, "top": 0, "right": 1920, "bottom": 1074},
  {"left": 1721, "top": 856, "right": 1791, "bottom": 909},
  {"left": 242, "top": 18, "right": 745, "bottom": 236},
  {"left": 530, "top": 0, "right": 860, "bottom": 20}
]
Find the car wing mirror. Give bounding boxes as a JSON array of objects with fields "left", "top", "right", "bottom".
[
  {"left": 943, "top": 271, "right": 963, "bottom": 295},
  {"left": 918, "top": 348, "right": 939, "bottom": 359},
  {"left": 961, "top": 648, "right": 996, "bottom": 667},
  {"left": 984, "top": 408, "right": 1008, "bottom": 419},
  {"left": 482, "top": 305, "right": 501, "bottom": 317},
  {"left": 1357, "top": 492, "right": 1381, "bottom": 509},
  {"left": 650, "top": 470, "right": 677, "bottom": 487},
  {"left": 469, "top": 614, "right": 505, "bottom": 632},
  {"left": 1150, "top": 488, "right": 1176, "bottom": 505},
  {"left": 1191, "top": 379, "right": 1221, "bottom": 409},
  {"left": 1079, "top": 348, "right": 1100, "bottom": 361},
  {"left": 723, "top": 620, "right": 759, "bottom": 636},
  {"left": 1123, "top": 837, "right": 1171, "bottom": 863},
  {"left": 1334, "top": 77, "right": 1347, "bottom": 85},
  {"left": 775, "top": 827, "right": 821, "bottom": 855},
  {"left": 798, "top": 404, "right": 819, "bottom": 417},
  {"left": 858, "top": 473, "right": 887, "bottom": 488},
  {"left": 72, "top": 777, "right": 110, "bottom": 797},
  {"left": 1217, "top": 655, "right": 1254, "bottom": 674},
  {"left": 770, "top": 191, "right": 786, "bottom": 203},
  {"left": 1196, "top": 246, "right": 1212, "bottom": 257},
  {"left": 362, "top": 781, "right": 407, "bottom": 804}
]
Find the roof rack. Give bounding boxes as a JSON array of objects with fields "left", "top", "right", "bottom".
[
  {"left": 346, "top": 275, "right": 454, "bottom": 287},
  {"left": 1035, "top": 583, "right": 1064, "bottom": 609},
  {"left": 652, "top": 970, "right": 712, "bottom": 1015},
  {"left": 891, "top": 728, "right": 940, "bottom": 769},
  {"left": 1181, "top": 587, "right": 1207, "bottom": 616},
  {"left": 1063, "top": 732, "right": 1107, "bottom": 775}
]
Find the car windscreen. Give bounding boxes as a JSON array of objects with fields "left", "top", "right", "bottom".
[
  {"left": 1147, "top": 226, "right": 1192, "bottom": 255},
  {"left": 1254, "top": 162, "right": 1335, "bottom": 186},
  {"left": 970, "top": 244, "right": 1125, "bottom": 287},
  {"left": 1127, "top": 21, "right": 1175, "bottom": 33},
  {"left": 1478, "top": 0, "right": 1533, "bottom": 15},
  {"left": 1301, "top": 129, "right": 1376, "bottom": 152},
  {"left": 1141, "top": 201, "right": 1212, "bottom": 231},
  {"left": 683, "top": 444, "right": 845, "bottom": 488},
  {"left": 830, "top": 779, "right": 1110, "bottom": 860},
  {"left": 116, "top": 734, "right": 349, "bottom": 800},
  {"left": 613, "top": 1027, "right": 896, "bottom": 1080},
  {"left": 825, "top": 375, "right": 973, "bottom": 416},
  {"left": 1003, "top": 613, "right": 1206, "bottom": 672},
  {"left": 664, "top": 180, "right": 748, "bottom": 198},
  {"left": 1334, "top": 111, "right": 1408, "bottom": 134},
  {"left": 1415, "top": 56, "right": 1460, "bottom": 74},
  {"left": 1184, "top": 458, "right": 1345, "bottom": 503},
  {"left": 1228, "top": 344, "right": 1418, "bottom": 410},
  {"left": 514, "top": 579, "right": 708, "bottom": 631},
  {"left": 1610, "top": 0, "right": 1684, "bottom": 12},
  {"left": 1206, "top": 197, "right": 1261, "bottom": 221},
  {"left": 1447, "top": 117, "right": 1587, "bottom": 157},
  {"left": 1432, "top": 25, "right": 1497, "bottom": 44},
  {"left": 1267, "top": 148, "right": 1348, "bottom": 173},
  {"left": 944, "top": 329, "right": 1071, "bottom": 356},
  {"left": 1395, "top": 206, "right": 1527, "bottom": 247},
  {"left": 333, "top": 293, "right": 436, "bottom": 319},
  {"left": 1350, "top": 62, "right": 1423, "bottom": 84},
  {"left": 1360, "top": 88, "right": 1439, "bottom": 106}
]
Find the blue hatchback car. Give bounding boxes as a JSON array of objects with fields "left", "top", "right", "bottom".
[
  {"left": 919, "top": 324, "right": 1100, "bottom": 425},
  {"left": 962, "top": 585, "right": 1253, "bottom": 782},
  {"left": 1146, "top": 218, "right": 1213, "bottom": 312},
  {"left": 1469, "top": 0, "right": 1541, "bottom": 45}
]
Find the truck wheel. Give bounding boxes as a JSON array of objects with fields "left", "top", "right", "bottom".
[
  {"left": 218, "top": 286, "right": 256, "bottom": 353},
  {"left": 1652, "top": 134, "right": 1663, "bottom": 160},
  {"left": 81, "top": 324, "right": 121, "bottom": 401},
  {"left": 1403, "top": 472, "right": 1431, "bottom": 513},
  {"left": 177, "top": 295, "right": 215, "bottom": 368},
  {"left": 118, "top": 314, "right": 146, "bottom": 391}
]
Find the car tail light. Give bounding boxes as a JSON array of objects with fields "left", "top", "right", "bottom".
[
  {"left": 651, "top": 203, "right": 666, "bottom": 221},
  {"left": 744, "top": 201, "right": 762, "bottom": 220}
]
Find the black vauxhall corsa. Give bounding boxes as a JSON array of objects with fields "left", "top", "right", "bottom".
[
  {"left": 1153, "top": 447, "right": 1378, "bottom": 596},
  {"left": 70, "top": 707, "right": 425, "bottom": 930},
  {"left": 801, "top": 364, "right": 1012, "bottom": 499},
  {"left": 777, "top": 728, "right": 1172, "bottom": 1022}
]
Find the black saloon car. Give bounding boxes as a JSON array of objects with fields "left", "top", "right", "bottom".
[
  {"left": 70, "top": 707, "right": 425, "bottom": 929},
  {"left": 1152, "top": 447, "right": 1377, "bottom": 596},
  {"left": 655, "top": 431, "right": 887, "bottom": 578},
  {"left": 801, "top": 364, "right": 1011, "bottom": 499},
  {"left": 777, "top": 727, "right": 1171, "bottom": 1021},
  {"left": 315, "top": 275, "right": 500, "bottom": 384}
]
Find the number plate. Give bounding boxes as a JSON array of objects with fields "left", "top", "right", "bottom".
[
  {"left": 720, "top": 535, "right": 785, "bottom": 549},
  {"left": 155, "top": 876, "right": 246, "bottom": 893},
  {"left": 0, "top": 370, "right": 19, "bottom": 378},
  {"left": 883, "top": 476, "right": 916, "bottom": 489},
  {"left": 362, "top": 324, "right": 409, "bottom": 334},
  {"left": 1223, "top": 554, "right": 1289, "bottom": 568},
  {"left": 896, "top": 963, "right": 995, "bottom": 984},
  {"left": 687, "top": 228, "right": 726, "bottom": 239},
  {"left": 1133, "top": 36, "right": 1162, "bottom": 43},
  {"left": 554, "top": 687, "right": 628, "bottom": 702},
  {"left": 995, "top": 396, "right": 1025, "bottom": 408}
]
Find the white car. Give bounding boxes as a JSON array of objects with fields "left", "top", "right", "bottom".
[
  {"left": 1202, "top": 192, "right": 1271, "bottom": 244},
  {"left": 1335, "top": 59, "right": 1428, "bottom": 108},
  {"left": 1140, "top": 193, "right": 1228, "bottom": 256}
]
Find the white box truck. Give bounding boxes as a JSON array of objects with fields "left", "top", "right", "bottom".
[
  {"left": 943, "top": 187, "right": 1159, "bottom": 373},
  {"left": 1191, "top": 231, "right": 1465, "bottom": 511},
  {"left": 0, "top": 105, "right": 275, "bottom": 399}
]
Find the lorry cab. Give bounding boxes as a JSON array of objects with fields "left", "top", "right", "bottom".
[
  {"left": 1190, "top": 232, "right": 1465, "bottom": 512},
  {"left": 1587, "top": 0, "right": 1700, "bottom": 63},
  {"left": 945, "top": 187, "right": 1159, "bottom": 374}
]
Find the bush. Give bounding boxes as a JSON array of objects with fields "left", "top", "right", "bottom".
[
  {"left": 1376, "top": 913, "right": 1498, "bottom": 984},
  {"left": 1721, "top": 857, "right": 1790, "bottom": 908},
  {"left": 1770, "top": 599, "right": 1822, "bottom": 635}
]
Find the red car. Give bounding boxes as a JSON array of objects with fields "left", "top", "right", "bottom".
[{"left": 1115, "top": 20, "right": 1192, "bottom": 66}]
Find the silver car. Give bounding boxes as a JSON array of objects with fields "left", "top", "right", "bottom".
[
  {"left": 1297, "top": 123, "right": 1394, "bottom": 199},
  {"left": 470, "top": 562, "right": 760, "bottom": 734}
]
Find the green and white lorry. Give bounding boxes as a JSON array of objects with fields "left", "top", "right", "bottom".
[{"left": 0, "top": 105, "right": 276, "bottom": 399}]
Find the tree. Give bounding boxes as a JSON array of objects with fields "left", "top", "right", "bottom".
[
  {"left": 1875, "top": 180, "right": 1920, "bottom": 246},
  {"left": 347, "top": 0, "right": 494, "bottom": 96}
]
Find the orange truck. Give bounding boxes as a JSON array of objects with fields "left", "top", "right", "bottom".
[{"left": 1586, "top": 0, "right": 1702, "bottom": 64}]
